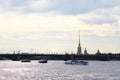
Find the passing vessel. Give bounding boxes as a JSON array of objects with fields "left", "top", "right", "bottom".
[
  {"left": 21, "top": 59, "right": 31, "bottom": 62},
  {"left": 38, "top": 59, "right": 48, "bottom": 63},
  {"left": 65, "top": 60, "right": 88, "bottom": 65}
]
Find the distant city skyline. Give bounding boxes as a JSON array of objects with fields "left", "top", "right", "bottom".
[{"left": 0, "top": 0, "right": 120, "bottom": 54}]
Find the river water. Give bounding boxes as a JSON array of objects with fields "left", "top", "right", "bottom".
[{"left": 0, "top": 60, "right": 120, "bottom": 80}]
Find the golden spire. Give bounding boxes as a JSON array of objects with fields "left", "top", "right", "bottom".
[
  {"left": 78, "top": 30, "right": 81, "bottom": 46},
  {"left": 77, "top": 30, "right": 82, "bottom": 55}
]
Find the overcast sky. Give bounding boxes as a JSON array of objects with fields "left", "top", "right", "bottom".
[{"left": 0, "top": 0, "right": 120, "bottom": 54}]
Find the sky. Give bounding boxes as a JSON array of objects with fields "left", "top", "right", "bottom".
[{"left": 0, "top": 0, "right": 120, "bottom": 54}]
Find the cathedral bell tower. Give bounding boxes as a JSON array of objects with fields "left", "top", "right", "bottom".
[{"left": 77, "top": 31, "right": 82, "bottom": 55}]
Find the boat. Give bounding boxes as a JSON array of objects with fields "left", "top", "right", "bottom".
[
  {"left": 65, "top": 60, "right": 88, "bottom": 65},
  {"left": 21, "top": 59, "right": 31, "bottom": 62},
  {"left": 38, "top": 59, "right": 48, "bottom": 63}
]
